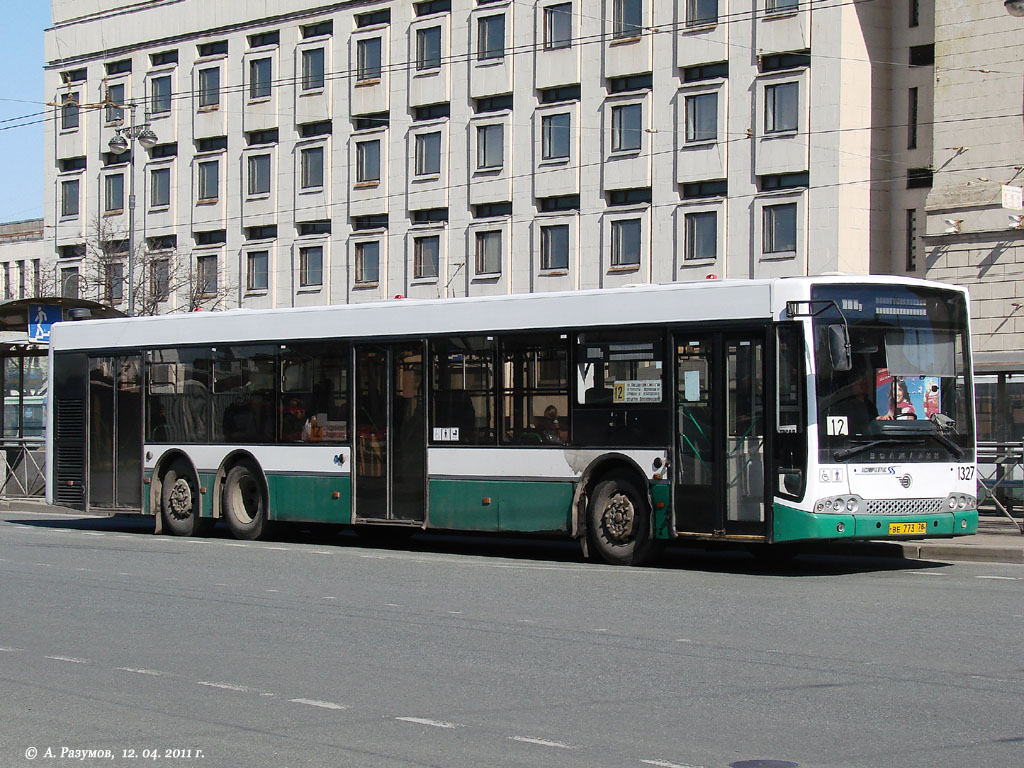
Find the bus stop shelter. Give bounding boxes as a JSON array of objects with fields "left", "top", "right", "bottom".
[{"left": 0, "top": 298, "right": 124, "bottom": 499}]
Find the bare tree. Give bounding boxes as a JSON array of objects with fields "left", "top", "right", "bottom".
[{"left": 44, "top": 216, "right": 234, "bottom": 315}]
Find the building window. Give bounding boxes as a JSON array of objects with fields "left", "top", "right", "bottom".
[
  {"left": 477, "top": 123, "right": 504, "bottom": 170},
  {"left": 477, "top": 14, "right": 505, "bottom": 60},
  {"left": 910, "top": 0, "right": 920, "bottom": 27},
  {"left": 906, "top": 209, "right": 917, "bottom": 271},
  {"left": 61, "top": 179, "right": 80, "bottom": 217},
  {"left": 415, "top": 131, "right": 442, "bottom": 175},
  {"left": 61, "top": 91, "right": 80, "bottom": 130},
  {"left": 544, "top": 3, "right": 572, "bottom": 49},
  {"left": 197, "top": 254, "right": 218, "bottom": 295},
  {"left": 104, "top": 173, "right": 125, "bottom": 212},
  {"left": 150, "top": 75, "right": 171, "bottom": 114},
  {"left": 613, "top": 0, "right": 642, "bottom": 38},
  {"left": 766, "top": 0, "right": 799, "bottom": 12},
  {"left": 611, "top": 103, "right": 643, "bottom": 152},
  {"left": 61, "top": 267, "right": 80, "bottom": 299},
  {"left": 249, "top": 57, "right": 272, "bottom": 99},
  {"left": 763, "top": 202, "right": 797, "bottom": 255},
  {"left": 685, "top": 92, "right": 718, "bottom": 143},
  {"left": 764, "top": 82, "right": 798, "bottom": 134},
  {"left": 198, "top": 67, "right": 220, "bottom": 108},
  {"left": 104, "top": 262, "right": 124, "bottom": 302},
  {"left": 542, "top": 113, "right": 571, "bottom": 160},
  {"left": 301, "top": 48, "right": 325, "bottom": 91},
  {"left": 247, "top": 250, "right": 269, "bottom": 291},
  {"left": 414, "top": 235, "right": 440, "bottom": 278},
  {"left": 908, "top": 87, "right": 918, "bottom": 150},
  {"left": 416, "top": 26, "right": 442, "bottom": 70},
  {"left": 684, "top": 210, "right": 717, "bottom": 261},
  {"left": 248, "top": 154, "right": 271, "bottom": 196},
  {"left": 355, "top": 241, "right": 380, "bottom": 283},
  {"left": 299, "top": 245, "right": 323, "bottom": 287},
  {"left": 105, "top": 83, "right": 124, "bottom": 123},
  {"left": 611, "top": 218, "right": 641, "bottom": 266},
  {"left": 686, "top": 0, "right": 718, "bottom": 26},
  {"left": 357, "top": 37, "right": 382, "bottom": 81},
  {"left": 150, "top": 167, "right": 171, "bottom": 208},
  {"left": 541, "top": 224, "right": 569, "bottom": 270},
  {"left": 475, "top": 230, "right": 502, "bottom": 275},
  {"left": 356, "top": 139, "right": 381, "bottom": 183},
  {"left": 300, "top": 146, "right": 324, "bottom": 189},
  {"left": 151, "top": 259, "right": 169, "bottom": 301},
  {"left": 197, "top": 159, "right": 219, "bottom": 202}
]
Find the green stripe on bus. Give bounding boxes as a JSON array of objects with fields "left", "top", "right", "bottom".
[
  {"left": 266, "top": 474, "right": 352, "bottom": 524},
  {"left": 773, "top": 503, "right": 980, "bottom": 543},
  {"left": 428, "top": 479, "right": 573, "bottom": 533},
  {"left": 198, "top": 473, "right": 217, "bottom": 518},
  {"left": 651, "top": 484, "right": 672, "bottom": 540}
]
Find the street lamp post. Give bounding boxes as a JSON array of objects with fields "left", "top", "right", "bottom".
[{"left": 108, "top": 102, "right": 157, "bottom": 317}]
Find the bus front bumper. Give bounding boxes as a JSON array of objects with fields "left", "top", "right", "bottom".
[{"left": 772, "top": 503, "right": 978, "bottom": 544}]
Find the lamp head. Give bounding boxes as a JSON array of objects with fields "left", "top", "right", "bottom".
[
  {"left": 108, "top": 133, "right": 129, "bottom": 154},
  {"left": 137, "top": 128, "right": 158, "bottom": 149},
  {"left": 1006, "top": 0, "right": 1024, "bottom": 16}
]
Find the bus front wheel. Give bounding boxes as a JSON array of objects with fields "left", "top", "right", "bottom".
[
  {"left": 587, "top": 477, "right": 654, "bottom": 566},
  {"left": 223, "top": 464, "right": 269, "bottom": 540},
  {"left": 161, "top": 462, "right": 201, "bottom": 537}
]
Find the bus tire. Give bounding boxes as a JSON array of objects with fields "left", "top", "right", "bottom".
[
  {"left": 160, "top": 462, "right": 201, "bottom": 537},
  {"left": 223, "top": 464, "right": 269, "bottom": 541},
  {"left": 587, "top": 477, "right": 654, "bottom": 566}
]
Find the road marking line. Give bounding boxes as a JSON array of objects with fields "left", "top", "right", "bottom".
[
  {"left": 448, "top": 611, "right": 462, "bottom": 615},
  {"left": 224, "top": 543, "right": 249, "bottom": 548},
  {"left": 76, "top": 568, "right": 90, "bottom": 572},
  {"left": 510, "top": 736, "right": 575, "bottom": 749},
  {"left": 642, "top": 760, "right": 705, "bottom": 768},
  {"left": 0, "top": 647, "right": 23, "bottom": 652},
  {"left": 290, "top": 698, "right": 348, "bottom": 710},
  {"left": 116, "top": 667, "right": 164, "bottom": 676},
  {"left": 118, "top": 573, "right": 130, "bottom": 576},
  {"left": 114, "top": 535, "right": 132, "bottom": 539},
  {"left": 323, "top": 596, "right": 337, "bottom": 600},
  {"left": 33, "top": 563, "right": 53, "bottom": 567},
  {"left": 266, "top": 589, "right": 280, "bottom": 593},
  {"left": 45, "top": 656, "right": 88, "bottom": 664},
  {"left": 675, "top": 639, "right": 693, "bottom": 643},
  {"left": 197, "top": 681, "right": 256, "bottom": 693},
  {"left": 396, "top": 717, "right": 463, "bottom": 729},
  {"left": 908, "top": 571, "right": 946, "bottom": 576},
  {"left": 264, "top": 546, "right": 289, "bottom": 551},
  {"left": 384, "top": 603, "right": 400, "bottom": 607},
  {"left": 82, "top": 532, "right": 105, "bottom": 537},
  {"left": 976, "top": 575, "right": 1020, "bottom": 580}
]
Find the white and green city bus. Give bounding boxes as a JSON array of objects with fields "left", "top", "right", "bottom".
[{"left": 45, "top": 276, "right": 978, "bottom": 564}]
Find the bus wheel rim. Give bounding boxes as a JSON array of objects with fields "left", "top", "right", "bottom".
[
  {"left": 168, "top": 479, "right": 192, "bottom": 520},
  {"left": 602, "top": 493, "right": 635, "bottom": 544}
]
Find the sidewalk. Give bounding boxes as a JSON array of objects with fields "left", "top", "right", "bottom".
[{"left": 2, "top": 500, "right": 1023, "bottom": 565}]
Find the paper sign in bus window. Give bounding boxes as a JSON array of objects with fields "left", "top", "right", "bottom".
[{"left": 612, "top": 380, "right": 662, "bottom": 403}]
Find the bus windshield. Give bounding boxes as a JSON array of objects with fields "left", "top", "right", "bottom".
[{"left": 812, "top": 284, "right": 974, "bottom": 463}]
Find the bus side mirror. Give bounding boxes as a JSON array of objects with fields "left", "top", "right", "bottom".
[{"left": 828, "top": 324, "right": 852, "bottom": 372}]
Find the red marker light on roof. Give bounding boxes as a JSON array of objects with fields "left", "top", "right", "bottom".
[
  {"left": 705, "top": 274, "right": 719, "bottom": 280},
  {"left": 394, "top": 294, "right": 404, "bottom": 300}
]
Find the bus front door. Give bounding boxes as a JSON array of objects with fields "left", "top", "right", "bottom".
[
  {"left": 674, "top": 332, "right": 767, "bottom": 538},
  {"left": 353, "top": 343, "right": 426, "bottom": 524},
  {"left": 87, "top": 355, "right": 142, "bottom": 511}
]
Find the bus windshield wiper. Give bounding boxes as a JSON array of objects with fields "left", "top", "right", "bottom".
[
  {"left": 925, "top": 431, "right": 964, "bottom": 461},
  {"left": 833, "top": 438, "right": 919, "bottom": 462}
]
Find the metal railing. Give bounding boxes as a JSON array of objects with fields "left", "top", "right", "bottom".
[
  {"left": 0, "top": 438, "right": 46, "bottom": 499},
  {"left": 976, "top": 440, "right": 1024, "bottom": 533}
]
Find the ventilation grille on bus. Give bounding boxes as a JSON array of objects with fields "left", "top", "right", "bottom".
[
  {"left": 863, "top": 498, "right": 945, "bottom": 516},
  {"left": 54, "top": 398, "right": 85, "bottom": 509}
]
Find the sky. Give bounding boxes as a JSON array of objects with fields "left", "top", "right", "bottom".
[{"left": 0, "top": 3, "right": 52, "bottom": 224}]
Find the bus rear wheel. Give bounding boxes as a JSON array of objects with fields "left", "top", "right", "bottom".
[
  {"left": 161, "top": 462, "right": 202, "bottom": 537},
  {"left": 223, "top": 464, "right": 269, "bottom": 541},
  {"left": 587, "top": 477, "right": 654, "bottom": 566}
]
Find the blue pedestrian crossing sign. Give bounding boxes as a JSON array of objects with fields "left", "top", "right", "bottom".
[{"left": 28, "top": 304, "right": 63, "bottom": 343}]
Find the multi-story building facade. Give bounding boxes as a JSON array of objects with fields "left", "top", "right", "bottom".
[
  {"left": 44, "top": 0, "right": 932, "bottom": 314},
  {"left": 924, "top": 0, "right": 1024, "bottom": 444},
  {"left": 0, "top": 219, "right": 45, "bottom": 303}
]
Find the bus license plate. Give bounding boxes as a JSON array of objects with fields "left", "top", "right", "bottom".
[{"left": 889, "top": 522, "right": 927, "bottom": 536}]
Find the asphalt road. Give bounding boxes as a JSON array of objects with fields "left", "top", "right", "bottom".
[{"left": 1, "top": 509, "right": 1022, "bottom": 768}]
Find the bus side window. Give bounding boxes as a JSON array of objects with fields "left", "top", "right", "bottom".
[
  {"left": 430, "top": 336, "right": 496, "bottom": 445},
  {"left": 775, "top": 323, "right": 807, "bottom": 500},
  {"left": 499, "top": 334, "right": 569, "bottom": 446}
]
